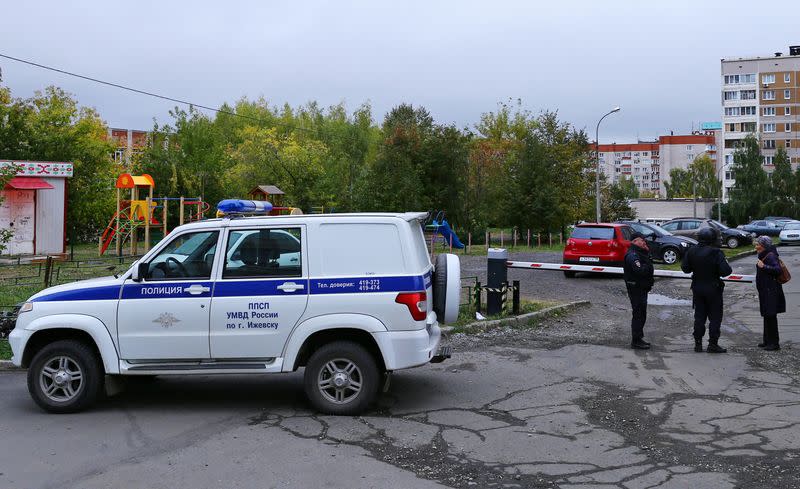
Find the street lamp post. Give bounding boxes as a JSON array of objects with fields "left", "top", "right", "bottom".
[
  {"left": 716, "top": 161, "right": 731, "bottom": 223},
  {"left": 595, "top": 107, "right": 621, "bottom": 223}
]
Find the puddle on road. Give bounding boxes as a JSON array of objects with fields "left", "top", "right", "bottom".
[{"left": 648, "top": 293, "right": 692, "bottom": 306}]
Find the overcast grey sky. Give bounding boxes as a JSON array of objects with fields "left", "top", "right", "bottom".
[{"left": 2, "top": 1, "right": 799, "bottom": 141}]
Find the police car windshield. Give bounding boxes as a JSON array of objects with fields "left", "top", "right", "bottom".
[
  {"left": 571, "top": 227, "right": 615, "bottom": 240},
  {"left": 173, "top": 233, "right": 214, "bottom": 256},
  {"left": 784, "top": 222, "right": 800, "bottom": 230}
]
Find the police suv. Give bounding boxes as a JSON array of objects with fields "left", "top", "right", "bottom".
[{"left": 8, "top": 208, "right": 459, "bottom": 415}]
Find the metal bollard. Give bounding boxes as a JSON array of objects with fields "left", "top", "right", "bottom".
[
  {"left": 512, "top": 280, "right": 520, "bottom": 314},
  {"left": 487, "top": 248, "right": 508, "bottom": 316}
]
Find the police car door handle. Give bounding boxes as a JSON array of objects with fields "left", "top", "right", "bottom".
[
  {"left": 186, "top": 284, "right": 211, "bottom": 295},
  {"left": 277, "top": 282, "right": 304, "bottom": 292}
]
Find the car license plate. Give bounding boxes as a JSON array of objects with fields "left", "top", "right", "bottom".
[
  {"left": 789, "top": 235, "right": 799, "bottom": 238},
  {"left": 579, "top": 257, "right": 600, "bottom": 262}
]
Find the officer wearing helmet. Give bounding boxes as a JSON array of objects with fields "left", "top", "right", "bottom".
[
  {"left": 623, "top": 232, "right": 655, "bottom": 349},
  {"left": 681, "top": 226, "right": 732, "bottom": 353}
]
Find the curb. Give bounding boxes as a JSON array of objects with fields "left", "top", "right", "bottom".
[
  {"left": 728, "top": 249, "right": 757, "bottom": 261},
  {"left": 0, "top": 360, "right": 21, "bottom": 371},
  {"left": 442, "top": 300, "right": 591, "bottom": 333}
]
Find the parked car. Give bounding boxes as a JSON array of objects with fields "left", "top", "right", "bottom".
[
  {"left": 737, "top": 219, "right": 783, "bottom": 237},
  {"left": 660, "top": 218, "right": 752, "bottom": 248},
  {"left": 779, "top": 221, "right": 800, "bottom": 246},
  {"left": 617, "top": 221, "right": 697, "bottom": 264},
  {"left": 765, "top": 216, "right": 795, "bottom": 223},
  {"left": 563, "top": 223, "right": 633, "bottom": 277}
]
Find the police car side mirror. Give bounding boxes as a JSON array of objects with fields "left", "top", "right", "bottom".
[{"left": 132, "top": 262, "right": 148, "bottom": 282}]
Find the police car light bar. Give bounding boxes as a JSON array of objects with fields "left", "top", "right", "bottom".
[
  {"left": 217, "top": 199, "right": 274, "bottom": 215},
  {"left": 505, "top": 260, "right": 755, "bottom": 283}
]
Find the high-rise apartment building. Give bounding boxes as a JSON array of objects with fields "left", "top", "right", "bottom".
[
  {"left": 720, "top": 45, "right": 800, "bottom": 201},
  {"left": 597, "top": 133, "right": 717, "bottom": 197}
]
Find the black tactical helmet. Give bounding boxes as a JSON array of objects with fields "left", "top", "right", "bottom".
[{"left": 698, "top": 227, "right": 716, "bottom": 244}]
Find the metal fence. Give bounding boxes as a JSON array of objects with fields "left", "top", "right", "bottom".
[{"left": 0, "top": 254, "right": 142, "bottom": 289}]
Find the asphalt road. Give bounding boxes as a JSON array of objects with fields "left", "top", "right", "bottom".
[{"left": 1, "top": 247, "right": 798, "bottom": 489}]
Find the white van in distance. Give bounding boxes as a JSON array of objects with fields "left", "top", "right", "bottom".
[{"left": 9, "top": 210, "right": 460, "bottom": 415}]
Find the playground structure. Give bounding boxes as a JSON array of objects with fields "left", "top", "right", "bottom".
[
  {"left": 99, "top": 174, "right": 209, "bottom": 255},
  {"left": 425, "top": 211, "right": 465, "bottom": 250}
]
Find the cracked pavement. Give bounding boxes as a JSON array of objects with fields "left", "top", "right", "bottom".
[{"left": 0, "top": 249, "right": 797, "bottom": 488}]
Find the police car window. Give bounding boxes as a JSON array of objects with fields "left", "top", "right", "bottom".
[
  {"left": 145, "top": 231, "right": 219, "bottom": 280},
  {"left": 570, "top": 227, "right": 615, "bottom": 240},
  {"left": 223, "top": 228, "right": 302, "bottom": 278},
  {"left": 620, "top": 227, "right": 633, "bottom": 240}
]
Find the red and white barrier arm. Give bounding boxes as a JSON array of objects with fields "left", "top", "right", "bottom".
[{"left": 505, "top": 261, "right": 755, "bottom": 284}]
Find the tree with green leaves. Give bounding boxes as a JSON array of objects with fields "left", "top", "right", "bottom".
[
  {"left": 766, "top": 147, "right": 794, "bottom": 217},
  {"left": 664, "top": 154, "right": 720, "bottom": 199},
  {"left": 0, "top": 85, "right": 115, "bottom": 242},
  {"left": 616, "top": 175, "right": 639, "bottom": 200},
  {"left": 727, "top": 135, "right": 770, "bottom": 226}
]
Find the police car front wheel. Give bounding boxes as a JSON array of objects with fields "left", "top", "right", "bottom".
[
  {"left": 27, "top": 340, "right": 103, "bottom": 414},
  {"left": 304, "top": 341, "right": 379, "bottom": 415}
]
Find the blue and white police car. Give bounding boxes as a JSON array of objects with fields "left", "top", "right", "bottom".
[{"left": 8, "top": 204, "right": 459, "bottom": 415}]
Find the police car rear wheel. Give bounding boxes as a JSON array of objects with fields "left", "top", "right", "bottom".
[
  {"left": 27, "top": 340, "right": 103, "bottom": 414},
  {"left": 304, "top": 341, "right": 378, "bottom": 415},
  {"left": 726, "top": 237, "right": 739, "bottom": 248}
]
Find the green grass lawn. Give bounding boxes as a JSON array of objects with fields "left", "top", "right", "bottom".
[{"left": 0, "top": 339, "right": 11, "bottom": 361}]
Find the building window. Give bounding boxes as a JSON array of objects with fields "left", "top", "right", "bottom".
[
  {"left": 744, "top": 74, "right": 756, "bottom": 83},
  {"left": 763, "top": 90, "right": 776, "bottom": 100},
  {"left": 725, "top": 170, "right": 735, "bottom": 180},
  {"left": 763, "top": 107, "right": 776, "bottom": 116},
  {"left": 687, "top": 153, "right": 694, "bottom": 161},
  {"left": 764, "top": 140, "right": 776, "bottom": 149},
  {"left": 725, "top": 107, "right": 739, "bottom": 116},
  {"left": 742, "top": 122, "right": 756, "bottom": 132},
  {"left": 786, "top": 123, "right": 792, "bottom": 132},
  {"left": 741, "top": 90, "right": 756, "bottom": 100},
  {"left": 741, "top": 106, "right": 757, "bottom": 115},
  {"left": 686, "top": 145, "right": 693, "bottom": 150},
  {"left": 764, "top": 123, "right": 776, "bottom": 133},
  {"left": 786, "top": 107, "right": 791, "bottom": 116},
  {"left": 724, "top": 74, "right": 739, "bottom": 85},
  {"left": 786, "top": 140, "right": 792, "bottom": 148},
  {"left": 764, "top": 156, "right": 774, "bottom": 165},
  {"left": 642, "top": 152, "right": 648, "bottom": 156},
  {"left": 785, "top": 73, "right": 792, "bottom": 83},
  {"left": 762, "top": 74, "right": 776, "bottom": 84},
  {"left": 723, "top": 91, "right": 739, "bottom": 101},
  {"left": 785, "top": 89, "right": 792, "bottom": 100}
]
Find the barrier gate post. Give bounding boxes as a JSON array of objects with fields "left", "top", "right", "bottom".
[{"left": 487, "top": 248, "right": 508, "bottom": 315}]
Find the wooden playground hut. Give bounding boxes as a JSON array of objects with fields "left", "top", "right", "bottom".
[{"left": 248, "top": 185, "right": 285, "bottom": 214}]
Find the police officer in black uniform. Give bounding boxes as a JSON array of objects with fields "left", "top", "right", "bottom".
[
  {"left": 681, "top": 227, "right": 732, "bottom": 353},
  {"left": 623, "top": 232, "right": 655, "bottom": 349}
]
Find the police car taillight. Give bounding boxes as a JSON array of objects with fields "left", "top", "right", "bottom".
[{"left": 395, "top": 292, "right": 427, "bottom": 321}]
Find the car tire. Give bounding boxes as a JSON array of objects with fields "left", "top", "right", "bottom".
[
  {"left": 433, "top": 253, "right": 460, "bottom": 324},
  {"left": 304, "top": 341, "right": 379, "bottom": 416},
  {"left": 726, "top": 237, "right": 739, "bottom": 249},
  {"left": 661, "top": 247, "right": 679, "bottom": 265},
  {"left": 27, "top": 339, "right": 103, "bottom": 414},
  {"left": 563, "top": 271, "right": 576, "bottom": 278}
]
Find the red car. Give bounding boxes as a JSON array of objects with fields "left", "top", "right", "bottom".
[{"left": 562, "top": 223, "right": 634, "bottom": 278}]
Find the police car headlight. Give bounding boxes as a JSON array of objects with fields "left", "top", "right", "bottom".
[{"left": 18, "top": 302, "right": 33, "bottom": 314}]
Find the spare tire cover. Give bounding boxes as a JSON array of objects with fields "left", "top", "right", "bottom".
[{"left": 433, "top": 253, "right": 461, "bottom": 324}]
